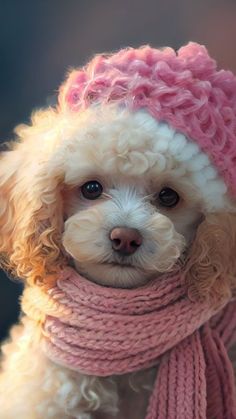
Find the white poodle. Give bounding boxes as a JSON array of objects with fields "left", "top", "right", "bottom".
[{"left": 0, "top": 43, "right": 235, "bottom": 419}]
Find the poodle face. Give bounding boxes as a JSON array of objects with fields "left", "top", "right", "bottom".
[
  {"left": 61, "top": 110, "right": 204, "bottom": 287},
  {"left": 58, "top": 107, "right": 231, "bottom": 288},
  {"left": 0, "top": 105, "right": 234, "bottom": 289}
]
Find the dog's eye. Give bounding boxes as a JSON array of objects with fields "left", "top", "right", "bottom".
[
  {"left": 81, "top": 180, "right": 103, "bottom": 200},
  {"left": 158, "top": 187, "right": 180, "bottom": 208}
]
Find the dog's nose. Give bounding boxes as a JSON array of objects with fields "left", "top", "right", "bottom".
[{"left": 110, "top": 227, "right": 142, "bottom": 255}]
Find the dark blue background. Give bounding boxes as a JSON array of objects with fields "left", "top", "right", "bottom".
[{"left": 1, "top": 0, "right": 236, "bottom": 341}]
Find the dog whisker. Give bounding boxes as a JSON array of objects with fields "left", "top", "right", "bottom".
[
  {"left": 102, "top": 192, "right": 113, "bottom": 199},
  {"left": 141, "top": 193, "right": 155, "bottom": 202}
]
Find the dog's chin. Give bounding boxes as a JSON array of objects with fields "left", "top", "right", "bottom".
[{"left": 73, "top": 260, "right": 157, "bottom": 288}]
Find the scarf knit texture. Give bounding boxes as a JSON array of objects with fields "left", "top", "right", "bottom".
[{"left": 22, "top": 267, "right": 236, "bottom": 419}]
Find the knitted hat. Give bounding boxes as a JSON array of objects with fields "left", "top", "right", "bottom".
[{"left": 58, "top": 42, "right": 236, "bottom": 197}]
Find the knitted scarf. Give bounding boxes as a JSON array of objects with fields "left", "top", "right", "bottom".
[{"left": 22, "top": 267, "right": 236, "bottom": 419}]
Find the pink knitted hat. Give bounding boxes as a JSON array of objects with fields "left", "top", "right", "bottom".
[{"left": 58, "top": 42, "right": 236, "bottom": 197}]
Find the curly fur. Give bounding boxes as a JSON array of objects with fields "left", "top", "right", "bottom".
[
  {"left": 0, "top": 110, "right": 66, "bottom": 286},
  {"left": 0, "top": 105, "right": 236, "bottom": 418},
  {"left": 184, "top": 212, "right": 236, "bottom": 304}
]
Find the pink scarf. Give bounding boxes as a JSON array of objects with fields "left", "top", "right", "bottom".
[{"left": 22, "top": 267, "right": 236, "bottom": 418}]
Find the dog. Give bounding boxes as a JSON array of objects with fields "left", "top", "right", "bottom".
[{"left": 0, "top": 43, "right": 236, "bottom": 418}]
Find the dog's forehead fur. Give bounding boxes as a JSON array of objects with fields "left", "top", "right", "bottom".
[{"left": 47, "top": 105, "right": 232, "bottom": 212}]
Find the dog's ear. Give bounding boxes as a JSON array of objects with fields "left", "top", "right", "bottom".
[
  {"left": 0, "top": 110, "right": 66, "bottom": 286},
  {"left": 184, "top": 212, "right": 236, "bottom": 304},
  {"left": 0, "top": 147, "right": 23, "bottom": 259}
]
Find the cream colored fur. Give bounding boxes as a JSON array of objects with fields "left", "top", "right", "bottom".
[{"left": 0, "top": 106, "right": 235, "bottom": 418}]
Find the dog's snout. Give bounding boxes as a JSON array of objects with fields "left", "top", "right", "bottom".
[{"left": 110, "top": 227, "right": 142, "bottom": 255}]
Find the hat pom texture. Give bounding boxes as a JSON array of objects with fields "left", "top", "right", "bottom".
[{"left": 59, "top": 42, "right": 236, "bottom": 197}]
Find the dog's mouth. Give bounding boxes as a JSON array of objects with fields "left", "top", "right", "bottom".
[
  {"left": 102, "top": 261, "right": 137, "bottom": 269},
  {"left": 71, "top": 257, "right": 139, "bottom": 272}
]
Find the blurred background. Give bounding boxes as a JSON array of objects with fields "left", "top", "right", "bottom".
[{"left": 1, "top": 0, "right": 236, "bottom": 341}]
